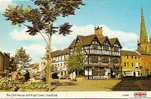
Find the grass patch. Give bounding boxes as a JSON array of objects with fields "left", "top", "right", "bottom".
[{"left": 54, "top": 78, "right": 120, "bottom": 91}]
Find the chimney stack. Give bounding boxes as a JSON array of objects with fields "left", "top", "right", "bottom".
[{"left": 95, "top": 26, "right": 103, "bottom": 38}]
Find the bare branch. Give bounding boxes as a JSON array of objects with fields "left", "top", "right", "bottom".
[{"left": 39, "top": 31, "right": 49, "bottom": 45}]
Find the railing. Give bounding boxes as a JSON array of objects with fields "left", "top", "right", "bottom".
[
  {"left": 52, "top": 60, "right": 65, "bottom": 63},
  {"left": 88, "top": 62, "right": 109, "bottom": 66},
  {"left": 85, "top": 62, "right": 120, "bottom": 66},
  {"left": 88, "top": 49, "right": 112, "bottom": 55},
  {"left": 86, "top": 49, "right": 120, "bottom": 56}
]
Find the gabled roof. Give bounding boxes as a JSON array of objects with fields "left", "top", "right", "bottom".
[
  {"left": 68, "top": 34, "right": 119, "bottom": 48},
  {"left": 51, "top": 48, "right": 69, "bottom": 57},
  {"left": 78, "top": 35, "right": 96, "bottom": 45},
  {"left": 68, "top": 35, "right": 96, "bottom": 48},
  {"left": 109, "top": 38, "right": 122, "bottom": 48},
  {"left": 121, "top": 50, "right": 140, "bottom": 56},
  {"left": 0, "top": 52, "right": 10, "bottom": 57},
  {"left": 3, "top": 53, "right": 10, "bottom": 57},
  {"left": 109, "top": 38, "right": 117, "bottom": 45},
  {"left": 98, "top": 36, "right": 111, "bottom": 45},
  {"left": 68, "top": 39, "right": 76, "bottom": 48},
  {"left": 0, "top": 51, "right": 3, "bottom": 55},
  {"left": 52, "top": 31, "right": 122, "bottom": 57},
  {"left": 68, "top": 34, "right": 122, "bottom": 49}
]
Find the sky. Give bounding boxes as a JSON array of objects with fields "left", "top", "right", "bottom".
[{"left": 0, "top": 0, "right": 151, "bottom": 63}]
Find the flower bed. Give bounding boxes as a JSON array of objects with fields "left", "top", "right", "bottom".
[
  {"left": 0, "top": 77, "right": 21, "bottom": 91},
  {"left": 19, "top": 80, "right": 48, "bottom": 91}
]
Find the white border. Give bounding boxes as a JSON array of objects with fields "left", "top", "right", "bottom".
[{"left": 0, "top": 91, "right": 150, "bottom": 98}]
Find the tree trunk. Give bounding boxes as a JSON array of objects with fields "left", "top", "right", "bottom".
[{"left": 46, "top": 35, "right": 52, "bottom": 91}]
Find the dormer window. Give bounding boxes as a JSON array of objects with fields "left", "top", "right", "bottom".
[
  {"left": 114, "top": 47, "right": 119, "bottom": 52},
  {"left": 92, "top": 41, "right": 98, "bottom": 44},
  {"left": 92, "top": 44, "right": 98, "bottom": 49},
  {"left": 103, "top": 43, "right": 110, "bottom": 50},
  {"left": 114, "top": 44, "right": 119, "bottom": 52}
]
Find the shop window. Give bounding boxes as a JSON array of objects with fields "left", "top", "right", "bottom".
[
  {"left": 92, "top": 44, "right": 98, "bottom": 50},
  {"left": 124, "top": 62, "right": 126, "bottom": 67}
]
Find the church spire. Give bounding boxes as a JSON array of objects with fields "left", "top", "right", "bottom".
[{"left": 140, "top": 8, "right": 148, "bottom": 43}]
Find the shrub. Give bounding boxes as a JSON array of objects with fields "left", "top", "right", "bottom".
[{"left": 0, "top": 77, "right": 20, "bottom": 91}]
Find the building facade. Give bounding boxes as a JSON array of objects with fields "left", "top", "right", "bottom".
[
  {"left": 0, "top": 52, "right": 10, "bottom": 76},
  {"left": 140, "top": 55, "right": 151, "bottom": 76},
  {"left": 51, "top": 27, "right": 122, "bottom": 79},
  {"left": 69, "top": 27, "right": 122, "bottom": 79},
  {"left": 51, "top": 49, "right": 69, "bottom": 78},
  {"left": 121, "top": 50, "right": 142, "bottom": 77}
]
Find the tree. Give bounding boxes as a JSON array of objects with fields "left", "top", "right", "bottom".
[
  {"left": 66, "top": 43, "right": 86, "bottom": 76},
  {"left": 13, "top": 47, "right": 31, "bottom": 82},
  {"left": 8, "top": 56, "right": 17, "bottom": 73},
  {"left": 4, "top": 0, "right": 84, "bottom": 91},
  {"left": 15, "top": 47, "right": 31, "bottom": 68}
]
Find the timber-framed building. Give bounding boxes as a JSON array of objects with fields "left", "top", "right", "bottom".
[{"left": 52, "top": 27, "right": 122, "bottom": 79}]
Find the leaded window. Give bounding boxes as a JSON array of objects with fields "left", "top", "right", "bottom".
[
  {"left": 89, "top": 55, "right": 98, "bottom": 63},
  {"left": 113, "top": 44, "right": 120, "bottom": 52},
  {"left": 103, "top": 43, "right": 110, "bottom": 50},
  {"left": 102, "top": 57, "right": 109, "bottom": 63},
  {"left": 112, "top": 58, "right": 119, "bottom": 63}
]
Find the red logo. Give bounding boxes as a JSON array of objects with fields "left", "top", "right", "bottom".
[{"left": 134, "top": 92, "right": 146, "bottom": 98}]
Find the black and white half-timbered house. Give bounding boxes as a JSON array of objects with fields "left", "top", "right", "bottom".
[
  {"left": 51, "top": 26, "right": 122, "bottom": 79},
  {"left": 68, "top": 27, "right": 122, "bottom": 79}
]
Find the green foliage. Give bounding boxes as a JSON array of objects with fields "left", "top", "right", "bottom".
[
  {"left": 20, "top": 81, "right": 48, "bottom": 91},
  {"left": 3, "top": 0, "right": 84, "bottom": 36},
  {"left": 4, "top": 0, "right": 84, "bottom": 89},
  {"left": 15, "top": 47, "right": 31, "bottom": 67},
  {"left": 66, "top": 43, "right": 86, "bottom": 74},
  {"left": 15, "top": 68, "right": 31, "bottom": 82},
  {"left": 45, "top": 64, "right": 51, "bottom": 83},
  {"left": 0, "top": 77, "right": 20, "bottom": 91},
  {"left": 59, "top": 22, "right": 72, "bottom": 36},
  {"left": 8, "top": 57, "right": 17, "bottom": 72}
]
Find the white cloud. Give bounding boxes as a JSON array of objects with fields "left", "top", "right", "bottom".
[
  {"left": 23, "top": 43, "right": 57, "bottom": 63},
  {"left": 10, "top": 28, "right": 42, "bottom": 41},
  {"left": 0, "top": 0, "right": 13, "bottom": 12},
  {"left": 24, "top": 44, "right": 45, "bottom": 63},
  {"left": 52, "top": 24, "right": 138, "bottom": 50},
  {"left": 10, "top": 24, "right": 139, "bottom": 63},
  {"left": 71, "top": 25, "right": 94, "bottom": 36},
  {"left": 99, "top": 25, "right": 138, "bottom": 50}
]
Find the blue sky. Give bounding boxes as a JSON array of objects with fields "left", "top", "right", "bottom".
[{"left": 0, "top": 0, "right": 151, "bottom": 63}]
